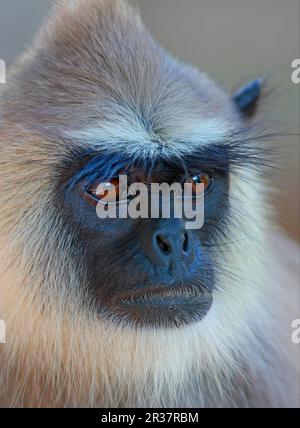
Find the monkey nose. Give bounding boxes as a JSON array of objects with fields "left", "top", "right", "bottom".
[
  {"left": 148, "top": 223, "right": 195, "bottom": 270},
  {"left": 155, "top": 230, "right": 188, "bottom": 256}
]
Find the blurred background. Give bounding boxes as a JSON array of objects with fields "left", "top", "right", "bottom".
[{"left": 0, "top": 0, "right": 299, "bottom": 241}]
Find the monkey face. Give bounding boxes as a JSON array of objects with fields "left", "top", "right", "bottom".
[{"left": 58, "top": 151, "right": 232, "bottom": 328}]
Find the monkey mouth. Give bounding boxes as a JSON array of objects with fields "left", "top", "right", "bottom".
[
  {"left": 107, "top": 285, "right": 213, "bottom": 328},
  {"left": 119, "top": 285, "right": 210, "bottom": 305}
]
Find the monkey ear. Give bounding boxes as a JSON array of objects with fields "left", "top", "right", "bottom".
[{"left": 232, "top": 78, "right": 262, "bottom": 117}]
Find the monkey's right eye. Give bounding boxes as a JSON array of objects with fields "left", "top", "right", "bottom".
[{"left": 86, "top": 179, "right": 121, "bottom": 204}]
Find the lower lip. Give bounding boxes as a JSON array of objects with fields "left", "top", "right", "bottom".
[
  {"left": 109, "top": 288, "right": 213, "bottom": 328},
  {"left": 119, "top": 289, "right": 211, "bottom": 306}
]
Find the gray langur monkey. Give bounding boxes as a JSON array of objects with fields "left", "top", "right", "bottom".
[{"left": 0, "top": 0, "right": 299, "bottom": 408}]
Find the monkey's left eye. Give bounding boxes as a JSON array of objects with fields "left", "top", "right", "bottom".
[{"left": 184, "top": 173, "right": 214, "bottom": 198}]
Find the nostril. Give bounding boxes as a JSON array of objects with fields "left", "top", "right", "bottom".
[
  {"left": 156, "top": 234, "right": 171, "bottom": 255},
  {"left": 183, "top": 232, "right": 189, "bottom": 253}
]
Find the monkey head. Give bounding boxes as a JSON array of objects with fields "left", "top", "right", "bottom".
[{"left": 0, "top": 0, "right": 276, "bottom": 408}]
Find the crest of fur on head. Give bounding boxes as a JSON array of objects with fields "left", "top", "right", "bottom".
[{"left": 0, "top": 0, "right": 299, "bottom": 408}]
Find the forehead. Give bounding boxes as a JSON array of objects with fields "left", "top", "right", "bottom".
[
  {"left": 3, "top": 0, "right": 239, "bottom": 154},
  {"left": 8, "top": 58, "right": 238, "bottom": 157},
  {"left": 51, "top": 63, "right": 237, "bottom": 156},
  {"left": 65, "top": 76, "right": 236, "bottom": 158},
  {"left": 66, "top": 117, "right": 233, "bottom": 160}
]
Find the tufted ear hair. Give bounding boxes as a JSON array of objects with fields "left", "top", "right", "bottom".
[{"left": 233, "top": 78, "right": 262, "bottom": 117}]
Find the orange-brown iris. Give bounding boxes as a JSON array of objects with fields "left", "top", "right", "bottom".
[
  {"left": 185, "top": 174, "right": 212, "bottom": 197},
  {"left": 88, "top": 178, "right": 120, "bottom": 203}
]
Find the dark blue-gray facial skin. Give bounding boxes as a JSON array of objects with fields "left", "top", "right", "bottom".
[{"left": 54, "top": 143, "right": 232, "bottom": 330}]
